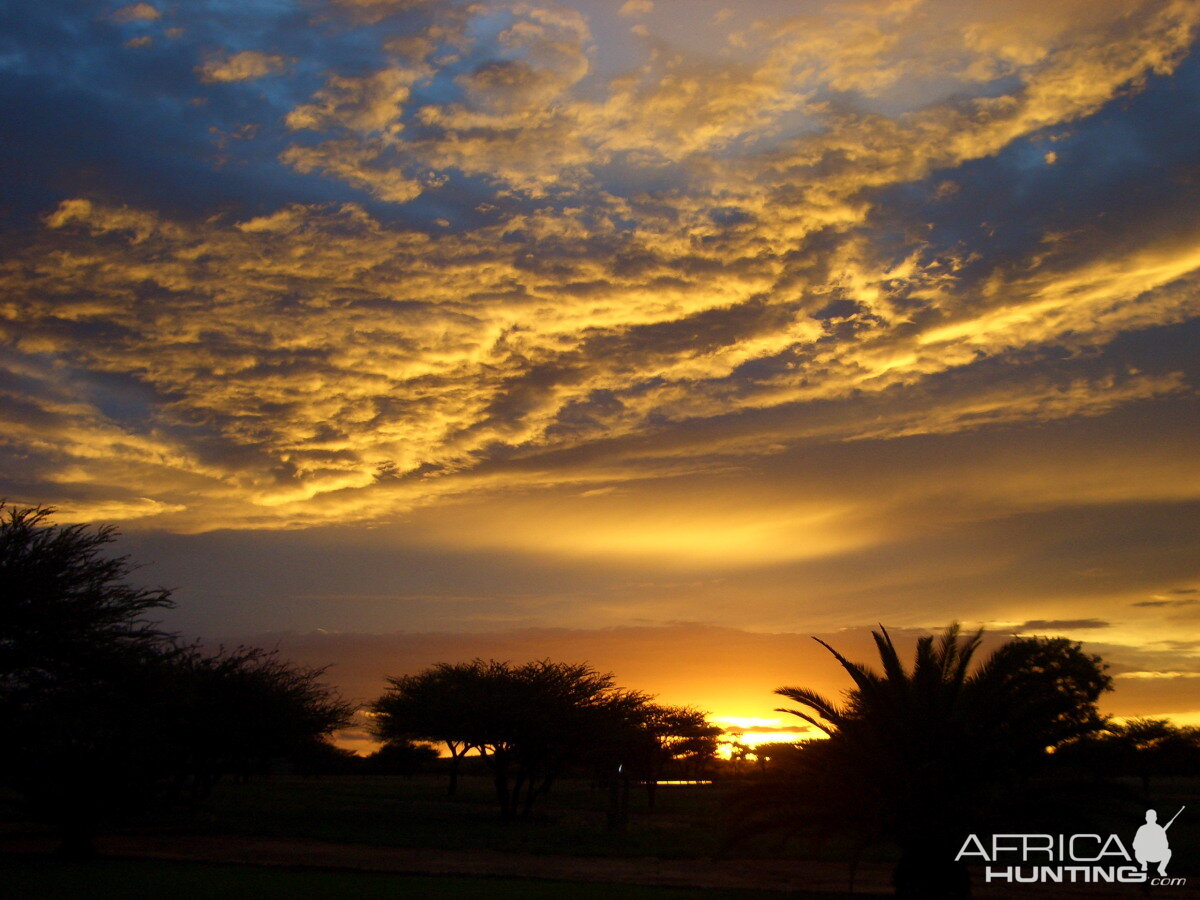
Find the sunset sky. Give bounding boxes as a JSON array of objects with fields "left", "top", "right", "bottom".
[{"left": 3, "top": 0, "right": 1199, "bottom": 750}]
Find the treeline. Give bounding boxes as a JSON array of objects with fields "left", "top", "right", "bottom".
[
  {"left": 371, "top": 660, "right": 720, "bottom": 821},
  {"left": 0, "top": 504, "right": 719, "bottom": 847},
  {"left": 0, "top": 504, "right": 352, "bottom": 856}
]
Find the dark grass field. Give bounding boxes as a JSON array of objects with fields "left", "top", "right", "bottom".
[
  {"left": 2, "top": 774, "right": 1197, "bottom": 897},
  {"left": 193, "top": 774, "right": 735, "bottom": 858},
  {"left": 0, "top": 776, "right": 878, "bottom": 897},
  {"left": 0, "top": 857, "right": 850, "bottom": 900},
  {"left": 192, "top": 773, "right": 1200, "bottom": 868}
]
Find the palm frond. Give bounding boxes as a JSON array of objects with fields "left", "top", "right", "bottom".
[
  {"left": 813, "top": 637, "right": 878, "bottom": 696},
  {"left": 774, "top": 705, "right": 837, "bottom": 736},
  {"left": 935, "top": 622, "right": 962, "bottom": 675},
  {"left": 775, "top": 685, "right": 845, "bottom": 724},
  {"left": 950, "top": 626, "right": 984, "bottom": 688},
  {"left": 873, "top": 626, "right": 909, "bottom": 687},
  {"left": 912, "top": 633, "right": 937, "bottom": 689}
]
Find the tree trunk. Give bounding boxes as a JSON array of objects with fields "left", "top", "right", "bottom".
[
  {"left": 511, "top": 770, "right": 529, "bottom": 819},
  {"left": 494, "top": 770, "right": 514, "bottom": 819},
  {"left": 606, "top": 767, "right": 631, "bottom": 830},
  {"left": 484, "top": 748, "right": 515, "bottom": 820},
  {"left": 447, "top": 747, "right": 461, "bottom": 797},
  {"left": 640, "top": 753, "right": 662, "bottom": 810}
]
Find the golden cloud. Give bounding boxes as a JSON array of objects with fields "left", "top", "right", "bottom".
[
  {"left": 197, "top": 50, "right": 292, "bottom": 84},
  {"left": 111, "top": 3, "right": 160, "bottom": 24},
  {"left": 2, "top": 0, "right": 1198, "bottom": 539}
]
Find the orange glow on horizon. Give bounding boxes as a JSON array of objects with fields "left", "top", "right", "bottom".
[{"left": 714, "top": 714, "right": 821, "bottom": 758}]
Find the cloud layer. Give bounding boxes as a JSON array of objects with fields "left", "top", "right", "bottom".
[{"left": 1, "top": 1, "right": 1198, "bottom": 699}]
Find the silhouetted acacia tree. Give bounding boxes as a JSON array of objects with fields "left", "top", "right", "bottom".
[
  {"left": 374, "top": 659, "right": 656, "bottom": 819},
  {"left": 591, "top": 702, "right": 722, "bottom": 828},
  {"left": 372, "top": 661, "right": 494, "bottom": 796},
  {"left": 0, "top": 504, "right": 351, "bottom": 856},
  {"left": 629, "top": 705, "right": 721, "bottom": 806},
  {"left": 477, "top": 660, "right": 651, "bottom": 820},
  {"left": 1, "top": 504, "right": 176, "bottom": 855},
  {"left": 0, "top": 503, "right": 174, "bottom": 672},
  {"left": 761, "top": 624, "right": 1112, "bottom": 899},
  {"left": 746, "top": 740, "right": 808, "bottom": 776}
]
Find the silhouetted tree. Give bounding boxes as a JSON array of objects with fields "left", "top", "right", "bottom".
[
  {"left": 478, "top": 660, "right": 650, "bottom": 820},
  {"left": 0, "top": 504, "right": 351, "bottom": 855},
  {"left": 290, "top": 738, "right": 365, "bottom": 776},
  {"left": 374, "top": 659, "right": 651, "bottom": 819},
  {"left": 1057, "top": 717, "right": 1200, "bottom": 793},
  {"left": 745, "top": 740, "right": 804, "bottom": 777},
  {"left": 372, "top": 661, "right": 494, "bottom": 796},
  {"left": 765, "top": 624, "right": 1112, "bottom": 899},
  {"left": 598, "top": 703, "right": 721, "bottom": 823},
  {"left": 968, "top": 635, "right": 1112, "bottom": 775},
  {"left": 1, "top": 504, "right": 177, "bottom": 855},
  {"left": 161, "top": 644, "right": 353, "bottom": 791},
  {"left": 0, "top": 503, "right": 174, "bottom": 675},
  {"left": 642, "top": 704, "right": 721, "bottom": 793}
]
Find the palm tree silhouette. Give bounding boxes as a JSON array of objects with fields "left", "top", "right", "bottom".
[{"left": 772, "top": 623, "right": 1110, "bottom": 898}]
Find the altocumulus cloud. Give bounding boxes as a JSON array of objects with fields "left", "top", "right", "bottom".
[{"left": 0, "top": 0, "right": 1198, "bottom": 549}]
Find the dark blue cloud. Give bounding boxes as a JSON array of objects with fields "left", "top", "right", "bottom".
[
  {"left": 872, "top": 46, "right": 1200, "bottom": 287},
  {"left": 0, "top": 1, "right": 450, "bottom": 224}
]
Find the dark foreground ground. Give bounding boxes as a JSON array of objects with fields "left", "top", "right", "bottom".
[
  {"left": 2, "top": 774, "right": 1197, "bottom": 898},
  {"left": 0, "top": 856, "right": 821, "bottom": 900}
]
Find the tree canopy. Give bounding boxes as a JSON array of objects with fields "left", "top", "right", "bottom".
[
  {"left": 372, "top": 660, "right": 501, "bottom": 796},
  {"left": 1, "top": 504, "right": 174, "bottom": 675},
  {"left": 0, "top": 503, "right": 352, "bottom": 855},
  {"left": 373, "top": 658, "right": 718, "bottom": 819}
]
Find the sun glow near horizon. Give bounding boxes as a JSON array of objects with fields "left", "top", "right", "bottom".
[{"left": 713, "top": 714, "right": 820, "bottom": 758}]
